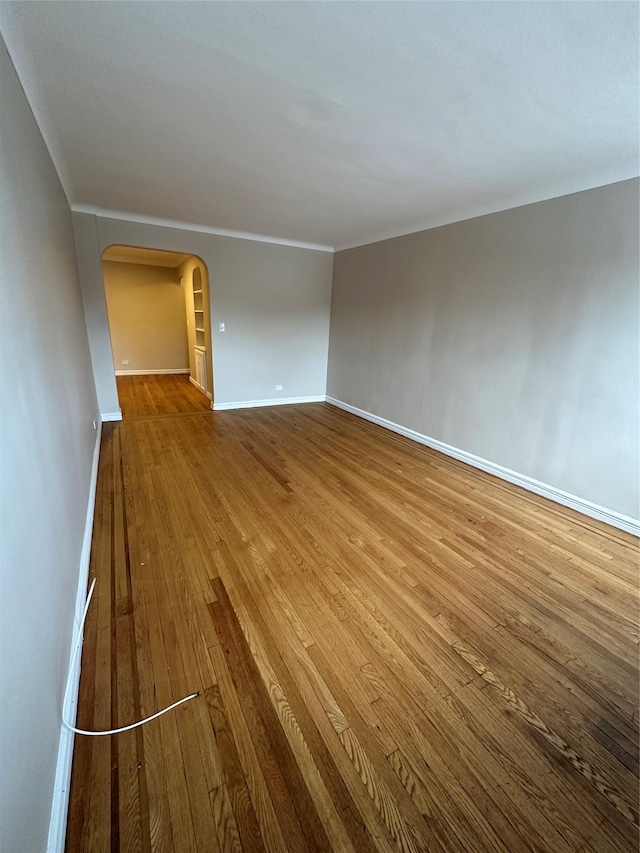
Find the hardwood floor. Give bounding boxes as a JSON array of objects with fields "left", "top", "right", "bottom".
[
  {"left": 116, "top": 374, "right": 211, "bottom": 419},
  {"left": 66, "top": 402, "right": 639, "bottom": 853}
]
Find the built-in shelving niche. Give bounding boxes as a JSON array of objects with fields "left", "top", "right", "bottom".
[{"left": 192, "top": 268, "right": 206, "bottom": 349}]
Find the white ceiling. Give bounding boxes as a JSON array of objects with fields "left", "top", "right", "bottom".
[
  {"left": 1, "top": 2, "right": 638, "bottom": 250},
  {"left": 102, "top": 245, "right": 189, "bottom": 268}
]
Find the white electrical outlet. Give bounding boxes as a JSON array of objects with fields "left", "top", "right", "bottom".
[
  {"left": 275, "top": 385, "right": 283, "bottom": 391},
  {"left": 218, "top": 322, "right": 225, "bottom": 332},
  {"left": 122, "top": 359, "right": 129, "bottom": 365}
]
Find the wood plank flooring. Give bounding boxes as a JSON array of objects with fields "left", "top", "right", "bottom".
[
  {"left": 116, "top": 374, "right": 211, "bottom": 419},
  {"left": 66, "top": 400, "right": 639, "bottom": 853}
]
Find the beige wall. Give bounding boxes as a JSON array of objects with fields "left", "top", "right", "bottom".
[
  {"left": 0, "top": 36, "right": 99, "bottom": 852},
  {"left": 102, "top": 260, "right": 188, "bottom": 373},
  {"left": 74, "top": 215, "right": 334, "bottom": 414},
  {"left": 327, "top": 179, "right": 640, "bottom": 522}
]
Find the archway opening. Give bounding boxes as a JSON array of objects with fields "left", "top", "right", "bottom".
[{"left": 100, "top": 245, "right": 214, "bottom": 419}]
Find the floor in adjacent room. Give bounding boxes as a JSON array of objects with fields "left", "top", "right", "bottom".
[
  {"left": 67, "top": 382, "right": 639, "bottom": 852},
  {"left": 116, "top": 373, "right": 211, "bottom": 419}
]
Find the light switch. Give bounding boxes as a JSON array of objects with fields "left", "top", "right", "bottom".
[{"left": 218, "top": 322, "right": 225, "bottom": 332}]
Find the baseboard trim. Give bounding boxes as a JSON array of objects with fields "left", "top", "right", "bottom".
[
  {"left": 325, "top": 397, "right": 639, "bottom": 537},
  {"left": 213, "top": 395, "right": 326, "bottom": 411},
  {"left": 115, "top": 368, "right": 190, "bottom": 376},
  {"left": 47, "top": 420, "right": 102, "bottom": 852},
  {"left": 101, "top": 411, "right": 122, "bottom": 422},
  {"left": 188, "top": 375, "right": 205, "bottom": 394}
]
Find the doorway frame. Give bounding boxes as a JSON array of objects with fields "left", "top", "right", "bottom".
[{"left": 100, "top": 244, "right": 215, "bottom": 414}]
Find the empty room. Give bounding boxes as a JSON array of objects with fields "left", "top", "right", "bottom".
[{"left": 0, "top": 3, "right": 638, "bottom": 853}]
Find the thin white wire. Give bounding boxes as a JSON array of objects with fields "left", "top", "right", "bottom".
[{"left": 62, "top": 578, "right": 198, "bottom": 736}]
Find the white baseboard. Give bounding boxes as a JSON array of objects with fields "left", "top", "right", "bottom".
[
  {"left": 325, "top": 397, "right": 640, "bottom": 537},
  {"left": 188, "top": 375, "right": 205, "bottom": 394},
  {"left": 213, "top": 395, "right": 326, "bottom": 411},
  {"left": 101, "top": 411, "right": 122, "bottom": 422},
  {"left": 115, "top": 368, "right": 190, "bottom": 376},
  {"left": 47, "top": 420, "right": 103, "bottom": 853}
]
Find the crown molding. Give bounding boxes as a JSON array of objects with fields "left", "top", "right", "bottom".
[
  {"left": 333, "top": 196, "right": 554, "bottom": 251},
  {"left": 70, "top": 204, "right": 334, "bottom": 253},
  {"left": 334, "top": 175, "right": 640, "bottom": 252}
]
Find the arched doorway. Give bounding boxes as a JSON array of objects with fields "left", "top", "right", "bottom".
[{"left": 101, "top": 245, "right": 214, "bottom": 418}]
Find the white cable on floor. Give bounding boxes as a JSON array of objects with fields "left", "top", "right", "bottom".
[{"left": 62, "top": 577, "right": 199, "bottom": 736}]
